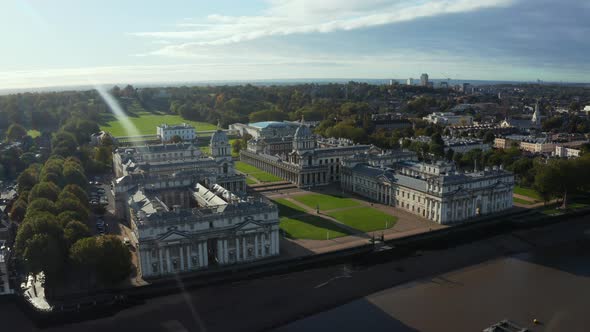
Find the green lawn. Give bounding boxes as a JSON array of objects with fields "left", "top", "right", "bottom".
[
  {"left": 541, "top": 202, "right": 589, "bottom": 215},
  {"left": 235, "top": 161, "right": 283, "bottom": 183},
  {"left": 280, "top": 216, "right": 350, "bottom": 240},
  {"left": 246, "top": 177, "right": 257, "bottom": 185},
  {"left": 99, "top": 111, "right": 217, "bottom": 137},
  {"left": 27, "top": 129, "right": 41, "bottom": 138},
  {"left": 292, "top": 193, "right": 361, "bottom": 211},
  {"left": 327, "top": 207, "right": 397, "bottom": 232},
  {"left": 513, "top": 197, "right": 534, "bottom": 205},
  {"left": 514, "top": 186, "right": 542, "bottom": 201},
  {"left": 274, "top": 198, "right": 307, "bottom": 217}
]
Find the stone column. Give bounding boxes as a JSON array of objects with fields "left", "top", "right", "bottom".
[
  {"left": 197, "top": 243, "right": 203, "bottom": 267},
  {"left": 223, "top": 240, "right": 228, "bottom": 263},
  {"left": 217, "top": 241, "right": 223, "bottom": 264},
  {"left": 165, "top": 247, "right": 171, "bottom": 273},
  {"left": 261, "top": 233, "right": 266, "bottom": 256},
  {"left": 179, "top": 245, "right": 185, "bottom": 271},
  {"left": 242, "top": 236, "right": 247, "bottom": 260},
  {"left": 236, "top": 238, "right": 241, "bottom": 262},
  {"left": 203, "top": 242, "right": 208, "bottom": 266},
  {"left": 254, "top": 235, "right": 259, "bottom": 258},
  {"left": 158, "top": 248, "right": 164, "bottom": 274},
  {"left": 145, "top": 249, "right": 152, "bottom": 277},
  {"left": 187, "top": 245, "right": 192, "bottom": 270}
]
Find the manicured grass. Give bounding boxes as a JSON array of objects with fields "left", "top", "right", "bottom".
[
  {"left": 292, "top": 193, "right": 361, "bottom": 211},
  {"left": 274, "top": 198, "right": 307, "bottom": 217},
  {"left": 514, "top": 186, "right": 542, "bottom": 201},
  {"left": 235, "top": 161, "right": 282, "bottom": 183},
  {"left": 513, "top": 197, "right": 534, "bottom": 205},
  {"left": 229, "top": 139, "right": 240, "bottom": 157},
  {"left": 235, "top": 161, "right": 262, "bottom": 174},
  {"left": 100, "top": 111, "right": 217, "bottom": 137},
  {"left": 327, "top": 207, "right": 396, "bottom": 232},
  {"left": 541, "top": 202, "right": 589, "bottom": 215},
  {"left": 280, "top": 216, "right": 350, "bottom": 240},
  {"left": 199, "top": 146, "right": 210, "bottom": 155},
  {"left": 246, "top": 177, "right": 257, "bottom": 185},
  {"left": 27, "top": 129, "right": 41, "bottom": 138}
]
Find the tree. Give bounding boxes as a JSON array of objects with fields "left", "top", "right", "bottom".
[
  {"left": 17, "top": 165, "right": 41, "bottom": 193},
  {"left": 14, "top": 213, "right": 65, "bottom": 285},
  {"left": 6, "top": 123, "right": 27, "bottom": 141},
  {"left": 28, "top": 182, "right": 60, "bottom": 202},
  {"left": 95, "top": 235, "right": 132, "bottom": 284},
  {"left": 64, "top": 220, "right": 90, "bottom": 247},
  {"left": 63, "top": 166, "right": 88, "bottom": 188},
  {"left": 51, "top": 131, "right": 78, "bottom": 157},
  {"left": 26, "top": 198, "right": 58, "bottom": 217},
  {"left": 70, "top": 235, "right": 132, "bottom": 285},
  {"left": 9, "top": 198, "right": 27, "bottom": 223},
  {"left": 56, "top": 197, "right": 89, "bottom": 222},
  {"left": 483, "top": 131, "right": 495, "bottom": 144},
  {"left": 62, "top": 184, "right": 89, "bottom": 204}
]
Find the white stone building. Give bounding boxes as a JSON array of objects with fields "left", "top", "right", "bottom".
[
  {"left": 240, "top": 123, "right": 381, "bottom": 187},
  {"left": 0, "top": 240, "right": 13, "bottom": 295},
  {"left": 341, "top": 159, "right": 514, "bottom": 225},
  {"left": 422, "top": 112, "right": 473, "bottom": 126},
  {"left": 127, "top": 181, "right": 279, "bottom": 278},
  {"left": 157, "top": 123, "right": 196, "bottom": 142}
]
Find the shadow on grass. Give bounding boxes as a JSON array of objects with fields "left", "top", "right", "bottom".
[{"left": 277, "top": 202, "right": 354, "bottom": 239}]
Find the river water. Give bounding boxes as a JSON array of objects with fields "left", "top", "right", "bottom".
[{"left": 277, "top": 239, "right": 590, "bottom": 332}]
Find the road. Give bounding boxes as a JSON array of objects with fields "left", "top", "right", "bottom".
[{"left": 2, "top": 215, "right": 589, "bottom": 332}]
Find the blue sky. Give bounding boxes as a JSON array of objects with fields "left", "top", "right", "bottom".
[{"left": 1, "top": 0, "right": 588, "bottom": 88}]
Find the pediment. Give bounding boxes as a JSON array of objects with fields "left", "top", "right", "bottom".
[{"left": 158, "top": 230, "right": 190, "bottom": 241}]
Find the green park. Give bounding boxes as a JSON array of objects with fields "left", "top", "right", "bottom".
[
  {"left": 235, "top": 161, "right": 283, "bottom": 184},
  {"left": 99, "top": 110, "right": 217, "bottom": 137},
  {"left": 276, "top": 194, "right": 397, "bottom": 240}
]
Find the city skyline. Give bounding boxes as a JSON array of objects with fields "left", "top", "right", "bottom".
[{"left": 1, "top": 0, "right": 589, "bottom": 89}]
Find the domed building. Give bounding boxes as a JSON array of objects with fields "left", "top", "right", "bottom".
[{"left": 240, "top": 121, "right": 382, "bottom": 187}]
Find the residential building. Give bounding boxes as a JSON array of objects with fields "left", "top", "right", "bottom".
[
  {"left": 406, "top": 78, "right": 414, "bottom": 86},
  {"left": 494, "top": 135, "right": 554, "bottom": 153},
  {"left": 371, "top": 113, "right": 413, "bottom": 131},
  {"left": 554, "top": 146, "right": 582, "bottom": 158},
  {"left": 341, "top": 159, "right": 514, "bottom": 225},
  {"left": 420, "top": 73, "right": 429, "bottom": 87},
  {"left": 229, "top": 121, "right": 300, "bottom": 140},
  {"left": 402, "top": 136, "right": 491, "bottom": 153},
  {"left": 499, "top": 103, "right": 542, "bottom": 131},
  {"left": 156, "top": 123, "right": 196, "bottom": 142},
  {"left": 422, "top": 112, "right": 473, "bottom": 126}
]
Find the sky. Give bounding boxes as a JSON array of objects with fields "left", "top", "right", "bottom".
[{"left": 0, "top": 0, "right": 589, "bottom": 89}]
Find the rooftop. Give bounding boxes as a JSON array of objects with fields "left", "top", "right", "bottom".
[{"left": 249, "top": 121, "right": 298, "bottom": 129}]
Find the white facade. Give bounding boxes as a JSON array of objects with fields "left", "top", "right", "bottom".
[
  {"left": 342, "top": 161, "right": 514, "bottom": 225},
  {"left": 157, "top": 123, "right": 196, "bottom": 142},
  {"left": 554, "top": 146, "right": 582, "bottom": 158},
  {"left": 422, "top": 112, "right": 473, "bottom": 126},
  {"left": 130, "top": 183, "right": 280, "bottom": 278},
  {"left": 0, "top": 240, "right": 13, "bottom": 295}
]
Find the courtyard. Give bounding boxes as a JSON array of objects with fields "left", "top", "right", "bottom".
[{"left": 267, "top": 187, "right": 445, "bottom": 255}]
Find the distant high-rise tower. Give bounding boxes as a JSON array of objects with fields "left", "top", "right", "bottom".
[
  {"left": 420, "top": 73, "right": 429, "bottom": 87},
  {"left": 406, "top": 78, "right": 414, "bottom": 86},
  {"left": 532, "top": 102, "right": 541, "bottom": 126}
]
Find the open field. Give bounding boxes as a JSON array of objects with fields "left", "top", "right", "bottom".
[
  {"left": 235, "top": 161, "right": 283, "bottom": 183},
  {"left": 27, "top": 129, "right": 40, "bottom": 138},
  {"left": 327, "top": 207, "right": 397, "bottom": 232},
  {"left": 99, "top": 111, "right": 217, "bottom": 137},
  {"left": 514, "top": 186, "right": 541, "bottom": 201},
  {"left": 292, "top": 193, "right": 361, "bottom": 211}
]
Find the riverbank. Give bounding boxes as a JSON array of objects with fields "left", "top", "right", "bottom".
[{"left": 3, "top": 213, "right": 589, "bottom": 331}]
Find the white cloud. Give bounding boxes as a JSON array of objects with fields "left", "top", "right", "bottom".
[{"left": 132, "top": 0, "right": 514, "bottom": 50}]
